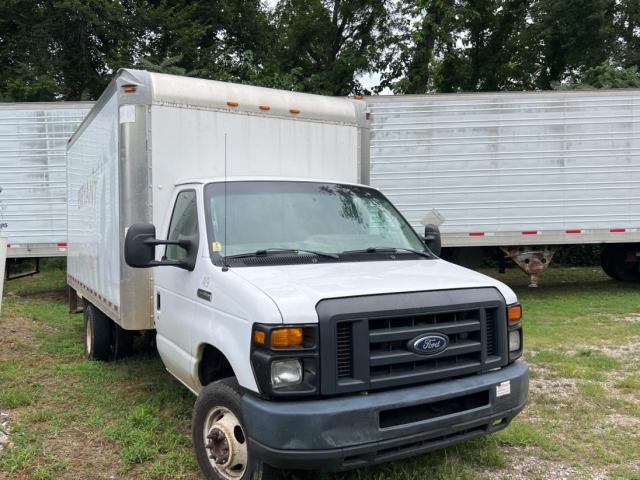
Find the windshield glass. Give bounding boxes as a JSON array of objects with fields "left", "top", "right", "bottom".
[{"left": 203, "top": 181, "right": 426, "bottom": 258}]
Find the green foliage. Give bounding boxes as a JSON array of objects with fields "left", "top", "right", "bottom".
[
  {"left": 556, "top": 63, "right": 640, "bottom": 89},
  {"left": 268, "top": 0, "right": 391, "bottom": 95},
  {"left": 0, "top": 0, "right": 639, "bottom": 99},
  {"left": 553, "top": 244, "right": 602, "bottom": 266}
]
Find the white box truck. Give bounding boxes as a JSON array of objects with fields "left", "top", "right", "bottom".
[
  {"left": 361, "top": 90, "right": 640, "bottom": 285},
  {"left": 0, "top": 102, "right": 91, "bottom": 266},
  {"left": 67, "top": 69, "right": 528, "bottom": 479}
]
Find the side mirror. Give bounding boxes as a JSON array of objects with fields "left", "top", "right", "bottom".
[
  {"left": 424, "top": 224, "right": 442, "bottom": 257},
  {"left": 124, "top": 223, "right": 197, "bottom": 270}
]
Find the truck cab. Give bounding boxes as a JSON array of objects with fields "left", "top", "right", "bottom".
[{"left": 124, "top": 177, "right": 528, "bottom": 479}]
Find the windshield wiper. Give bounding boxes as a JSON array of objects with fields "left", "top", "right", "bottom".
[
  {"left": 226, "top": 248, "right": 339, "bottom": 259},
  {"left": 341, "top": 247, "right": 433, "bottom": 259}
]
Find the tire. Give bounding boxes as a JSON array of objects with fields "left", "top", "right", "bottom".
[
  {"left": 601, "top": 245, "right": 621, "bottom": 280},
  {"left": 192, "top": 378, "right": 283, "bottom": 480},
  {"left": 601, "top": 244, "right": 640, "bottom": 282},
  {"left": 84, "top": 304, "right": 111, "bottom": 361},
  {"left": 111, "top": 322, "right": 134, "bottom": 360}
]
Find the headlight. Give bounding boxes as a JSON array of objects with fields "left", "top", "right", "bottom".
[
  {"left": 251, "top": 323, "right": 319, "bottom": 397},
  {"left": 509, "top": 330, "right": 521, "bottom": 352},
  {"left": 271, "top": 359, "right": 303, "bottom": 388}
]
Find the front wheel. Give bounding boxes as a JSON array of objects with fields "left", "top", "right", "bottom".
[{"left": 192, "top": 378, "right": 282, "bottom": 480}]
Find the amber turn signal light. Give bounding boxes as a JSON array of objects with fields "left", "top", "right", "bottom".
[
  {"left": 508, "top": 304, "right": 522, "bottom": 323},
  {"left": 270, "top": 327, "right": 304, "bottom": 348}
]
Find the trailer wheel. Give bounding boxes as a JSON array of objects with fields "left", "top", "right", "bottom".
[
  {"left": 601, "top": 246, "right": 621, "bottom": 280},
  {"left": 193, "top": 378, "right": 283, "bottom": 480},
  {"left": 111, "top": 322, "right": 134, "bottom": 360},
  {"left": 601, "top": 244, "right": 640, "bottom": 282},
  {"left": 84, "top": 304, "right": 111, "bottom": 361}
]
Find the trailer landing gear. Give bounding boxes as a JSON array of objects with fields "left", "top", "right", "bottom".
[{"left": 501, "top": 246, "right": 557, "bottom": 287}]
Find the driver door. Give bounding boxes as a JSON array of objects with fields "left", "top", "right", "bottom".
[{"left": 154, "top": 189, "right": 200, "bottom": 384}]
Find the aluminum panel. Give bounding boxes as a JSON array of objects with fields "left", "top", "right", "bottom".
[
  {"left": 366, "top": 90, "right": 640, "bottom": 246},
  {"left": 67, "top": 93, "right": 120, "bottom": 316},
  {"left": 0, "top": 103, "right": 90, "bottom": 256}
]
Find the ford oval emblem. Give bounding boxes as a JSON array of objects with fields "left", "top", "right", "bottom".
[{"left": 409, "top": 333, "right": 449, "bottom": 356}]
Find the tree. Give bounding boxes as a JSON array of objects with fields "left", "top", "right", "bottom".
[
  {"left": 138, "top": 0, "right": 279, "bottom": 85},
  {"left": 531, "top": 0, "right": 616, "bottom": 89},
  {"left": 556, "top": 63, "right": 640, "bottom": 89},
  {"left": 0, "top": 0, "right": 140, "bottom": 101},
  {"left": 379, "top": 0, "right": 456, "bottom": 94},
  {"left": 382, "top": 0, "right": 537, "bottom": 94},
  {"left": 271, "top": 0, "right": 391, "bottom": 95},
  {"left": 614, "top": 0, "right": 640, "bottom": 69}
]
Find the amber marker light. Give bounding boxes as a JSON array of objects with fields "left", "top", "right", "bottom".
[
  {"left": 289, "top": 108, "right": 301, "bottom": 114},
  {"left": 253, "top": 330, "right": 266, "bottom": 345},
  {"left": 508, "top": 304, "right": 522, "bottom": 324},
  {"left": 227, "top": 101, "right": 239, "bottom": 107},
  {"left": 259, "top": 105, "right": 271, "bottom": 111},
  {"left": 270, "top": 327, "right": 304, "bottom": 348},
  {"left": 122, "top": 85, "right": 137, "bottom": 93}
]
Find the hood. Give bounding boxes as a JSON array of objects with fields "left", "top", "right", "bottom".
[{"left": 231, "top": 258, "right": 517, "bottom": 324}]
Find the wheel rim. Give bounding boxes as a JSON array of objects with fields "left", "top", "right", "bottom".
[
  {"left": 85, "top": 317, "right": 93, "bottom": 356},
  {"left": 203, "top": 406, "right": 248, "bottom": 479}
]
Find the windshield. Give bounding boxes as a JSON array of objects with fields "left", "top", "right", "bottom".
[{"left": 203, "top": 181, "right": 426, "bottom": 260}]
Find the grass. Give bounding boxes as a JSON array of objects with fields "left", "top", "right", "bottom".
[{"left": 0, "top": 264, "right": 639, "bottom": 479}]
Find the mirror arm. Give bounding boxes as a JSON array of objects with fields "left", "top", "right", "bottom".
[
  {"left": 143, "top": 238, "right": 192, "bottom": 249},
  {"left": 147, "top": 259, "right": 185, "bottom": 268},
  {"left": 140, "top": 237, "right": 195, "bottom": 270}
]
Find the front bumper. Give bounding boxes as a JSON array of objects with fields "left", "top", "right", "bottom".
[{"left": 242, "top": 360, "right": 529, "bottom": 471}]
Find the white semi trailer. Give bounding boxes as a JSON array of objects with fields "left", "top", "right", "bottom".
[
  {"left": 67, "top": 70, "right": 528, "bottom": 479},
  {"left": 0, "top": 102, "right": 91, "bottom": 265},
  {"left": 360, "top": 90, "right": 640, "bottom": 285}
]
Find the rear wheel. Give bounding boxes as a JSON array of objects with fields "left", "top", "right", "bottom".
[
  {"left": 111, "top": 322, "right": 134, "bottom": 360},
  {"left": 601, "top": 244, "right": 640, "bottom": 282},
  {"left": 192, "top": 378, "right": 283, "bottom": 480},
  {"left": 84, "top": 304, "right": 111, "bottom": 361}
]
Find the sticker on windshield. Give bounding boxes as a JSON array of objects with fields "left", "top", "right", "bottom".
[{"left": 211, "top": 241, "right": 223, "bottom": 252}]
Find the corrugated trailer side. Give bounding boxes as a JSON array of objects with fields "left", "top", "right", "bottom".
[
  {"left": 363, "top": 90, "right": 640, "bottom": 284},
  {"left": 0, "top": 102, "right": 91, "bottom": 258}
]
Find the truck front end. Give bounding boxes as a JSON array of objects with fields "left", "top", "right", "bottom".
[
  {"left": 243, "top": 280, "right": 527, "bottom": 471},
  {"left": 201, "top": 180, "right": 528, "bottom": 473}
]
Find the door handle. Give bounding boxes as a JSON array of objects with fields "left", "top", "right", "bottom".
[
  {"left": 197, "top": 289, "right": 212, "bottom": 301},
  {"left": 156, "top": 293, "right": 161, "bottom": 310}
]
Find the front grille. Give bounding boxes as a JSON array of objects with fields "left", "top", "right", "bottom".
[
  {"left": 486, "top": 308, "right": 498, "bottom": 357},
  {"left": 368, "top": 309, "right": 484, "bottom": 386},
  {"left": 318, "top": 288, "right": 508, "bottom": 395},
  {"left": 336, "top": 323, "right": 353, "bottom": 378}
]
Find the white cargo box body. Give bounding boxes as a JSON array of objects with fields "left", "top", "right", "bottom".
[
  {"left": 0, "top": 103, "right": 91, "bottom": 258},
  {"left": 67, "top": 69, "right": 360, "bottom": 330},
  {"left": 364, "top": 90, "right": 640, "bottom": 247}
]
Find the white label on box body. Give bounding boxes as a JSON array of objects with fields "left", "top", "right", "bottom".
[
  {"left": 119, "top": 105, "right": 136, "bottom": 124},
  {"left": 496, "top": 380, "right": 511, "bottom": 397}
]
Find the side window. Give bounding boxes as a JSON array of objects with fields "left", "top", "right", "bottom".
[{"left": 166, "top": 190, "right": 198, "bottom": 261}]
